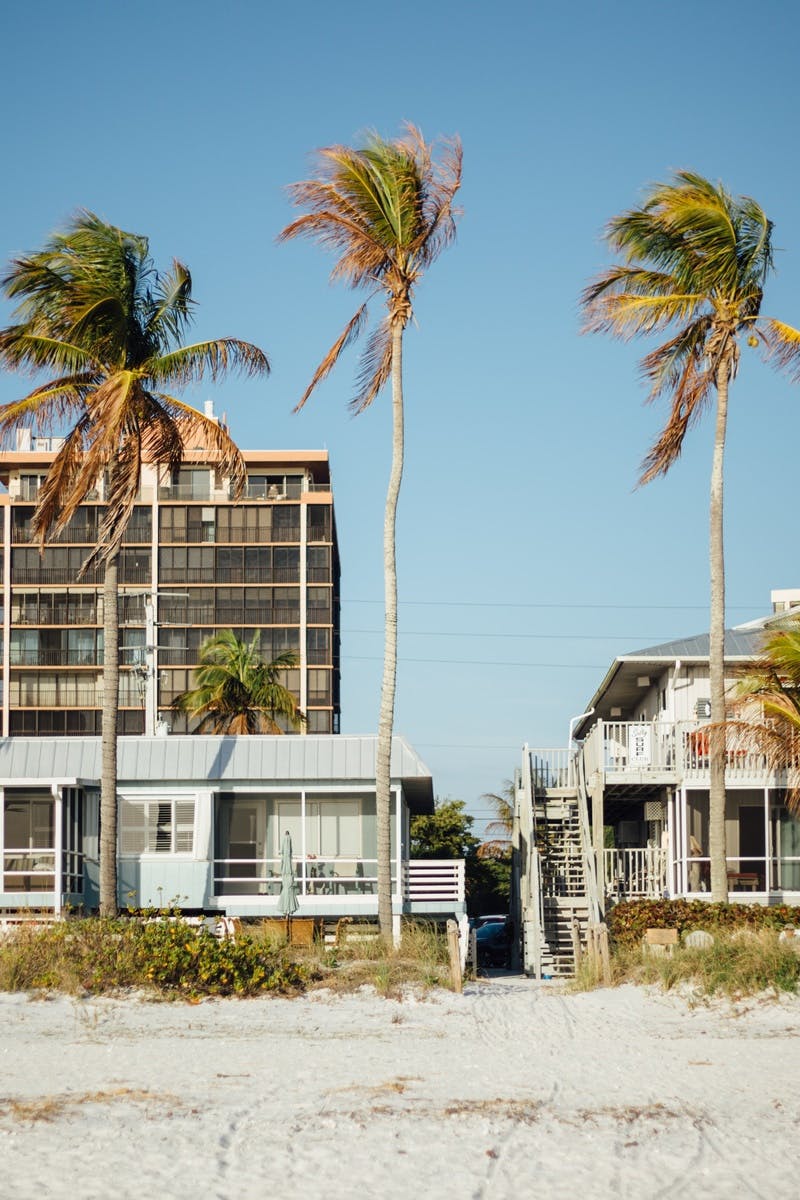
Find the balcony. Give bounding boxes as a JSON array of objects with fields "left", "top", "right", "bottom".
[
  {"left": 213, "top": 857, "right": 464, "bottom": 905},
  {"left": 528, "top": 720, "right": 789, "bottom": 793}
]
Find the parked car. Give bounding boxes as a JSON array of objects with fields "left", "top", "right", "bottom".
[
  {"left": 469, "top": 913, "right": 509, "bottom": 930},
  {"left": 475, "top": 918, "right": 512, "bottom": 967}
]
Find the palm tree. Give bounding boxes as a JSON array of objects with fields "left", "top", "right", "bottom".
[
  {"left": 729, "top": 615, "right": 800, "bottom": 808},
  {"left": 279, "top": 125, "right": 462, "bottom": 937},
  {"left": 477, "top": 781, "right": 514, "bottom": 860},
  {"left": 582, "top": 171, "right": 800, "bottom": 902},
  {"left": 172, "top": 630, "right": 305, "bottom": 734},
  {"left": 0, "top": 212, "right": 269, "bottom": 914}
]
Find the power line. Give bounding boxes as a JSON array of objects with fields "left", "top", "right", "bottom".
[
  {"left": 343, "top": 628, "right": 673, "bottom": 641},
  {"left": 343, "top": 654, "right": 604, "bottom": 668},
  {"left": 344, "top": 598, "right": 762, "bottom": 612}
]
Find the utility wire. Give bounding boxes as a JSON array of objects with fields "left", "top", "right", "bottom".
[
  {"left": 344, "top": 598, "right": 761, "bottom": 611},
  {"left": 343, "top": 628, "right": 674, "bottom": 641}
]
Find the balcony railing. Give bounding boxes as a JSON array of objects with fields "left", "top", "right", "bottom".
[
  {"left": 603, "top": 847, "right": 667, "bottom": 899},
  {"left": 212, "top": 857, "right": 465, "bottom": 904},
  {"left": 10, "top": 649, "right": 101, "bottom": 667},
  {"left": 403, "top": 859, "right": 465, "bottom": 902},
  {"left": 529, "top": 749, "right": 572, "bottom": 789},
  {"left": 158, "top": 485, "right": 212, "bottom": 501},
  {"left": 531, "top": 719, "right": 796, "bottom": 791}
]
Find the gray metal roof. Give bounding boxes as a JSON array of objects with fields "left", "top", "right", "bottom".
[
  {"left": 0, "top": 735, "right": 434, "bottom": 811},
  {"left": 621, "top": 625, "right": 765, "bottom": 660}
]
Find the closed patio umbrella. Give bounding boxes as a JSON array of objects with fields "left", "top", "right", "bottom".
[{"left": 278, "top": 830, "right": 299, "bottom": 936}]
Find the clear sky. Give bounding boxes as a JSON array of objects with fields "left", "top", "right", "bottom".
[{"left": 1, "top": 0, "right": 798, "bottom": 827}]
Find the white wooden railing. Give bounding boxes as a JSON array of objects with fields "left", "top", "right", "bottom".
[
  {"left": 529, "top": 749, "right": 572, "bottom": 789},
  {"left": 567, "top": 720, "right": 790, "bottom": 784},
  {"left": 603, "top": 847, "right": 667, "bottom": 899},
  {"left": 404, "top": 859, "right": 465, "bottom": 903}
]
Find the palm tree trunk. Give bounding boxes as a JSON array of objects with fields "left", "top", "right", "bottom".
[
  {"left": 99, "top": 554, "right": 119, "bottom": 916},
  {"left": 376, "top": 324, "right": 404, "bottom": 939},
  {"left": 708, "top": 361, "right": 730, "bottom": 903}
]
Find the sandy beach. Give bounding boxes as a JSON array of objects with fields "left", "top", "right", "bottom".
[{"left": 1, "top": 976, "right": 797, "bottom": 1199}]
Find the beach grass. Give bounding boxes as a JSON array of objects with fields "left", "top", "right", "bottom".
[{"left": 573, "top": 928, "right": 800, "bottom": 998}]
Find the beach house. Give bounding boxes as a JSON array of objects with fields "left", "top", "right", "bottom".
[
  {"left": 0, "top": 735, "right": 466, "bottom": 936},
  {"left": 514, "top": 591, "right": 800, "bottom": 975}
]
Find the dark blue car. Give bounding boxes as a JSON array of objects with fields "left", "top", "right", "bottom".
[{"left": 475, "top": 918, "right": 512, "bottom": 967}]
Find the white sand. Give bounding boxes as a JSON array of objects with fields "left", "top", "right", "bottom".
[{"left": 1, "top": 977, "right": 797, "bottom": 1199}]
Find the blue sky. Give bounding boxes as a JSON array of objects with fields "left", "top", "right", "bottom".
[{"left": 1, "top": 0, "right": 798, "bottom": 826}]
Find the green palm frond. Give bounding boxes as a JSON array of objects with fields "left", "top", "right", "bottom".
[
  {"left": 145, "top": 338, "right": 270, "bottom": 387},
  {"left": 147, "top": 259, "right": 194, "bottom": 349},
  {"left": 582, "top": 170, "right": 800, "bottom": 489},
  {"left": 0, "top": 328, "right": 98, "bottom": 375},
  {"left": 759, "top": 318, "right": 800, "bottom": 380},
  {"left": 173, "top": 632, "right": 304, "bottom": 734}
]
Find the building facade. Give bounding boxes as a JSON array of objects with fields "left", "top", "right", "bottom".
[
  {"left": 0, "top": 735, "right": 466, "bottom": 935},
  {"left": 0, "top": 438, "right": 340, "bottom": 738},
  {"left": 514, "top": 591, "right": 800, "bottom": 976}
]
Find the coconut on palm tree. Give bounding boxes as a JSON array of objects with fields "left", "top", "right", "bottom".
[
  {"left": 0, "top": 212, "right": 270, "bottom": 914},
  {"left": 172, "top": 630, "right": 305, "bottom": 734},
  {"left": 582, "top": 171, "right": 800, "bottom": 901},
  {"left": 280, "top": 125, "right": 461, "bottom": 937}
]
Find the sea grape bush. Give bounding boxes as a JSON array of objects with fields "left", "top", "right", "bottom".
[
  {"left": 607, "top": 899, "right": 800, "bottom": 948},
  {"left": 0, "top": 918, "right": 309, "bottom": 997}
]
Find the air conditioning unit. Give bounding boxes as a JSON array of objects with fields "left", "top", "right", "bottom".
[{"left": 695, "top": 698, "right": 711, "bottom": 719}]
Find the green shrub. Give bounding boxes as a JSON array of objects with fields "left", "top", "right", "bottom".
[
  {"left": 0, "top": 918, "right": 310, "bottom": 998},
  {"left": 606, "top": 899, "right": 800, "bottom": 949}
]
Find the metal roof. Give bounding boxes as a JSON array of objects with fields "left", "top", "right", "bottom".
[
  {"left": 620, "top": 625, "right": 765, "bottom": 660},
  {"left": 573, "top": 614, "right": 778, "bottom": 737},
  {"left": 0, "top": 735, "right": 434, "bottom": 811}
]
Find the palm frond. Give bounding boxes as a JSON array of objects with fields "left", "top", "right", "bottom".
[
  {"left": 145, "top": 338, "right": 270, "bottom": 387},
  {"left": 147, "top": 259, "right": 194, "bottom": 349},
  {"left": 0, "top": 328, "right": 97, "bottom": 375},
  {"left": 351, "top": 316, "right": 393, "bottom": 412},
  {"left": 0, "top": 374, "right": 94, "bottom": 445},
  {"left": 154, "top": 394, "right": 247, "bottom": 497},
  {"left": 759, "top": 318, "right": 800, "bottom": 381},
  {"left": 294, "top": 303, "right": 369, "bottom": 411}
]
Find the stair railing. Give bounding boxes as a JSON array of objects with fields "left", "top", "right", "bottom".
[{"left": 575, "top": 749, "right": 602, "bottom": 924}]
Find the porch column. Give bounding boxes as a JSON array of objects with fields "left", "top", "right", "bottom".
[
  {"left": 678, "top": 786, "right": 687, "bottom": 894},
  {"left": 591, "top": 782, "right": 605, "bottom": 897},
  {"left": 300, "top": 789, "right": 307, "bottom": 896},
  {"left": 394, "top": 785, "right": 402, "bottom": 904},
  {"left": 764, "top": 784, "right": 771, "bottom": 892},
  {"left": 52, "top": 784, "right": 63, "bottom": 918},
  {"left": 667, "top": 790, "right": 677, "bottom": 898}
]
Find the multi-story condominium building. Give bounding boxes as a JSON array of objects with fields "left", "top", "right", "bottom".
[
  {"left": 0, "top": 433, "right": 340, "bottom": 738},
  {"left": 513, "top": 590, "right": 800, "bottom": 977}
]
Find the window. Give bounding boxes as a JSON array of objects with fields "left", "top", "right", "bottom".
[
  {"left": 307, "top": 546, "right": 330, "bottom": 582},
  {"left": 118, "top": 797, "right": 195, "bottom": 855}
]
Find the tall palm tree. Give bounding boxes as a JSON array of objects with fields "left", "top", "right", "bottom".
[
  {"left": 279, "top": 126, "right": 462, "bottom": 937},
  {"left": 582, "top": 172, "right": 800, "bottom": 901},
  {"left": 172, "top": 630, "right": 304, "bottom": 734},
  {"left": 0, "top": 212, "right": 269, "bottom": 914}
]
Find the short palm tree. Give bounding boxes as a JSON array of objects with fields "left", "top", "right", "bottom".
[
  {"left": 0, "top": 212, "right": 269, "bottom": 914},
  {"left": 582, "top": 171, "right": 800, "bottom": 901},
  {"left": 730, "top": 616, "right": 800, "bottom": 807},
  {"left": 173, "top": 630, "right": 305, "bottom": 734},
  {"left": 280, "top": 125, "right": 462, "bottom": 937},
  {"left": 477, "top": 781, "right": 514, "bottom": 860}
]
